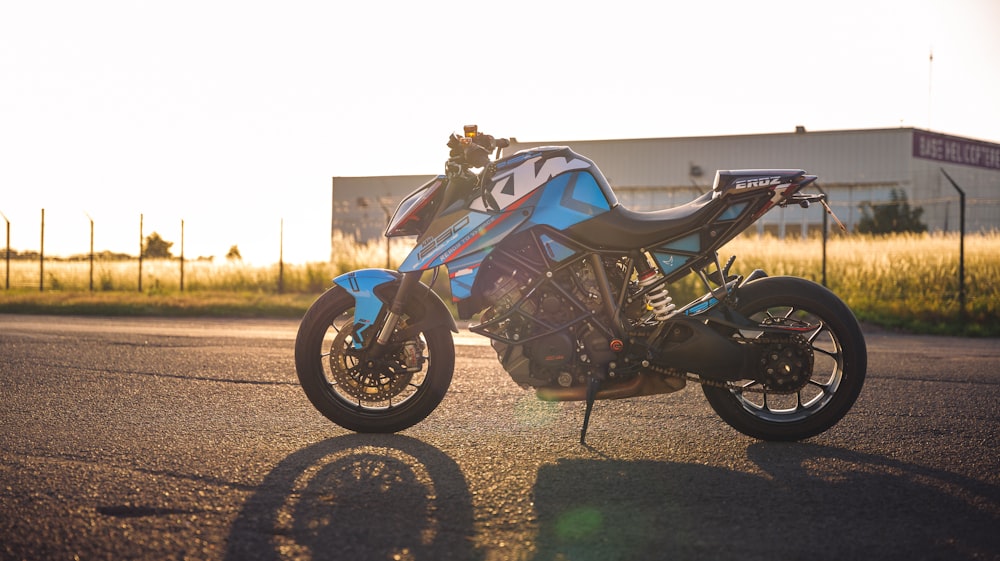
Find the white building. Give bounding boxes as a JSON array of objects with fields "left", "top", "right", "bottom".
[{"left": 331, "top": 127, "right": 1000, "bottom": 250}]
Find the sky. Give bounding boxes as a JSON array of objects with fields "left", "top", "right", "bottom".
[{"left": 2, "top": 0, "right": 998, "bottom": 264}]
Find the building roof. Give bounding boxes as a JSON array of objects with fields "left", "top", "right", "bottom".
[{"left": 504, "top": 127, "right": 999, "bottom": 190}]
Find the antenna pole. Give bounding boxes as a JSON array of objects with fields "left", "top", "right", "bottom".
[{"left": 928, "top": 49, "right": 933, "bottom": 130}]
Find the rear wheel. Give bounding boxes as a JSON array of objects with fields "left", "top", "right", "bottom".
[
  {"left": 295, "top": 286, "right": 454, "bottom": 433},
  {"left": 702, "top": 276, "right": 866, "bottom": 441}
]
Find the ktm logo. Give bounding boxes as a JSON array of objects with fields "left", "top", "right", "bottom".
[
  {"left": 471, "top": 156, "right": 590, "bottom": 212},
  {"left": 734, "top": 176, "right": 782, "bottom": 189}
]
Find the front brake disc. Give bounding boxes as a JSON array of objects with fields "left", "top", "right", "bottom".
[{"left": 328, "top": 323, "right": 413, "bottom": 402}]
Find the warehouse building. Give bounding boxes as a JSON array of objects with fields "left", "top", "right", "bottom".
[{"left": 331, "top": 127, "right": 1000, "bottom": 251}]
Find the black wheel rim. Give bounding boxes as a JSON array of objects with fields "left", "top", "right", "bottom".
[
  {"left": 319, "top": 306, "right": 430, "bottom": 414},
  {"left": 730, "top": 305, "right": 845, "bottom": 423}
]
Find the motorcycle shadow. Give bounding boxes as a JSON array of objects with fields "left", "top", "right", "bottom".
[
  {"left": 224, "top": 433, "right": 477, "bottom": 561},
  {"left": 532, "top": 442, "right": 1000, "bottom": 561}
]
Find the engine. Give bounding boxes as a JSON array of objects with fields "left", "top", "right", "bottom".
[{"left": 476, "top": 252, "right": 623, "bottom": 390}]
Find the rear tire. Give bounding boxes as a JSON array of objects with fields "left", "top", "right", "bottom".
[
  {"left": 295, "top": 286, "right": 454, "bottom": 433},
  {"left": 702, "top": 276, "right": 866, "bottom": 441}
]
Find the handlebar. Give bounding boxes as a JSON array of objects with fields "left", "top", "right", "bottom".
[{"left": 446, "top": 125, "right": 510, "bottom": 175}]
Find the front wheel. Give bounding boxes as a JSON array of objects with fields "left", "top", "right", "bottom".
[
  {"left": 294, "top": 285, "right": 455, "bottom": 433},
  {"left": 702, "top": 276, "right": 867, "bottom": 441}
]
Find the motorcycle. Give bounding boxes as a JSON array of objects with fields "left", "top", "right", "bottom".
[{"left": 295, "top": 126, "right": 866, "bottom": 443}]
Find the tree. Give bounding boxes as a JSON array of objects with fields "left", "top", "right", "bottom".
[
  {"left": 143, "top": 232, "right": 174, "bottom": 258},
  {"left": 226, "top": 245, "right": 242, "bottom": 261},
  {"left": 856, "top": 189, "right": 927, "bottom": 234}
]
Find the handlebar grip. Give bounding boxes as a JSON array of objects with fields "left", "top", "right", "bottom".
[
  {"left": 465, "top": 144, "right": 491, "bottom": 168},
  {"left": 446, "top": 129, "right": 509, "bottom": 168}
]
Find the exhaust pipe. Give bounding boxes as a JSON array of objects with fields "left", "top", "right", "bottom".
[{"left": 536, "top": 372, "right": 685, "bottom": 402}]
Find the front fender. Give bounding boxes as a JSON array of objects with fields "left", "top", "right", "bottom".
[
  {"left": 332, "top": 268, "right": 458, "bottom": 346},
  {"left": 333, "top": 269, "right": 398, "bottom": 343}
]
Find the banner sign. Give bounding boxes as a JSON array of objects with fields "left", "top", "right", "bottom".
[{"left": 913, "top": 130, "right": 1000, "bottom": 171}]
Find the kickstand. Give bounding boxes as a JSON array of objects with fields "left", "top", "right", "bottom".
[{"left": 580, "top": 376, "right": 601, "bottom": 445}]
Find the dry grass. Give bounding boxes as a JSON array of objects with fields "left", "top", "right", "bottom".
[
  {"left": 1, "top": 259, "right": 338, "bottom": 293},
  {"left": 2, "top": 232, "right": 997, "bottom": 334},
  {"left": 719, "top": 231, "right": 999, "bottom": 335}
]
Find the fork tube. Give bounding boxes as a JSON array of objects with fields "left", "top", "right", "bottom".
[{"left": 376, "top": 270, "right": 422, "bottom": 347}]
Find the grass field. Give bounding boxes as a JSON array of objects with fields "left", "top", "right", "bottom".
[
  {"left": 2, "top": 232, "right": 997, "bottom": 335},
  {"left": 720, "top": 232, "right": 999, "bottom": 336}
]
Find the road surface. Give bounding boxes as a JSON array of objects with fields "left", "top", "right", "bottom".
[{"left": 1, "top": 314, "right": 998, "bottom": 560}]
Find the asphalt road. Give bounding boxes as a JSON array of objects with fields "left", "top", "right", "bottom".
[{"left": 1, "top": 314, "right": 998, "bottom": 561}]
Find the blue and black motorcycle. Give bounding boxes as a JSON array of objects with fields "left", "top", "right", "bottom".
[{"left": 295, "top": 126, "right": 866, "bottom": 442}]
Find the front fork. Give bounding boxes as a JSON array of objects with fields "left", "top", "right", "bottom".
[
  {"left": 370, "top": 270, "right": 422, "bottom": 354},
  {"left": 332, "top": 268, "right": 456, "bottom": 366},
  {"left": 332, "top": 268, "right": 419, "bottom": 353}
]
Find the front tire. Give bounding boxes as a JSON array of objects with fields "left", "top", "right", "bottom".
[
  {"left": 702, "top": 276, "right": 866, "bottom": 441},
  {"left": 295, "top": 286, "right": 454, "bottom": 433}
]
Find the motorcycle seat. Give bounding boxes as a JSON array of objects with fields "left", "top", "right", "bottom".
[{"left": 568, "top": 190, "right": 718, "bottom": 249}]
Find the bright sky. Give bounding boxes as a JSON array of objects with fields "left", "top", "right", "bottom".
[{"left": 2, "top": 0, "right": 997, "bottom": 264}]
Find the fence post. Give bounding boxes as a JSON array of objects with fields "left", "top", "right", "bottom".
[
  {"left": 278, "top": 218, "right": 284, "bottom": 294},
  {"left": 940, "top": 169, "right": 966, "bottom": 321},
  {"left": 815, "top": 184, "right": 829, "bottom": 287},
  {"left": 39, "top": 209, "right": 45, "bottom": 292},
  {"left": 138, "top": 214, "right": 143, "bottom": 293},
  {"left": 180, "top": 219, "right": 185, "bottom": 292},
  {"left": 86, "top": 213, "right": 94, "bottom": 291},
  {"left": 378, "top": 197, "right": 393, "bottom": 269},
  {"left": 1, "top": 212, "right": 9, "bottom": 290}
]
